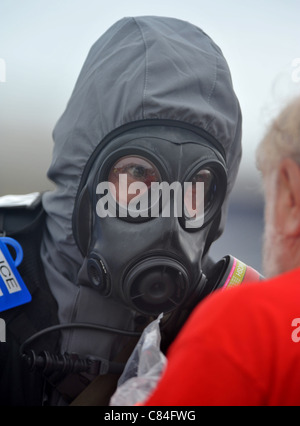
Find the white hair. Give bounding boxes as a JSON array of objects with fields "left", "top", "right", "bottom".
[{"left": 256, "top": 96, "right": 300, "bottom": 173}]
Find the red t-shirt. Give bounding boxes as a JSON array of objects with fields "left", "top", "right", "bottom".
[{"left": 145, "top": 268, "right": 300, "bottom": 406}]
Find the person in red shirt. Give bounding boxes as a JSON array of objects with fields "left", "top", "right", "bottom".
[{"left": 145, "top": 95, "right": 300, "bottom": 406}]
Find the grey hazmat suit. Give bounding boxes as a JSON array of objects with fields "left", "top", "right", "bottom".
[{"left": 40, "top": 16, "right": 242, "bottom": 404}]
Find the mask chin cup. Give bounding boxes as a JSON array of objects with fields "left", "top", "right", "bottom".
[{"left": 122, "top": 257, "right": 190, "bottom": 316}]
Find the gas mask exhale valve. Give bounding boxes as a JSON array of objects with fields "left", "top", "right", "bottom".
[{"left": 123, "top": 256, "right": 190, "bottom": 316}]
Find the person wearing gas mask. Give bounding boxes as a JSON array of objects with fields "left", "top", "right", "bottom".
[
  {"left": 144, "top": 96, "right": 300, "bottom": 406},
  {"left": 0, "top": 16, "right": 257, "bottom": 406}
]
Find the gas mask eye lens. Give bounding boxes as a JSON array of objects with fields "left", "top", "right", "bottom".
[
  {"left": 182, "top": 166, "right": 223, "bottom": 231},
  {"left": 108, "top": 155, "right": 161, "bottom": 207},
  {"left": 184, "top": 168, "right": 216, "bottom": 218}
]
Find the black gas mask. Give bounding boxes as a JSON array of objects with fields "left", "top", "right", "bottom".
[{"left": 73, "top": 122, "right": 228, "bottom": 318}]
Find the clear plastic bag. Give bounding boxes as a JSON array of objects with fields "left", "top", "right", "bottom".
[{"left": 109, "top": 313, "right": 167, "bottom": 406}]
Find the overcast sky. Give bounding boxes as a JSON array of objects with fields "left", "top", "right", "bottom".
[{"left": 1, "top": 0, "right": 300, "bottom": 196}]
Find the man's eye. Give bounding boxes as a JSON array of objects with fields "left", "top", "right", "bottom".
[
  {"left": 127, "top": 165, "right": 147, "bottom": 179},
  {"left": 108, "top": 155, "right": 161, "bottom": 206}
]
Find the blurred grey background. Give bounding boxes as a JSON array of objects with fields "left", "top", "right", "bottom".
[{"left": 1, "top": 0, "right": 300, "bottom": 274}]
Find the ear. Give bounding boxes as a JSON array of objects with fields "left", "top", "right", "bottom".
[{"left": 276, "top": 158, "right": 300, "bottom": 237}]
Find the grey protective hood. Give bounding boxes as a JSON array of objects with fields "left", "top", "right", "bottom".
[{"left": 41, "top": 16, "right": 242, "bottom": 359}]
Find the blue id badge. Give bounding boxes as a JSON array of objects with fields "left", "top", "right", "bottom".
[{"left": 0, "top": 237, "right": 32, "bottom": 312}]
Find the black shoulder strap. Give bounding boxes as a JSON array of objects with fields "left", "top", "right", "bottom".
[
  {"left": 0, "top": 192, "right": 44, "bottom": 238},
  {"left": 0, "top": 194, "right": 59, "bottom": 351},
  {"left": 0, "top": 194, "right": 60, "bottom": 405}
]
